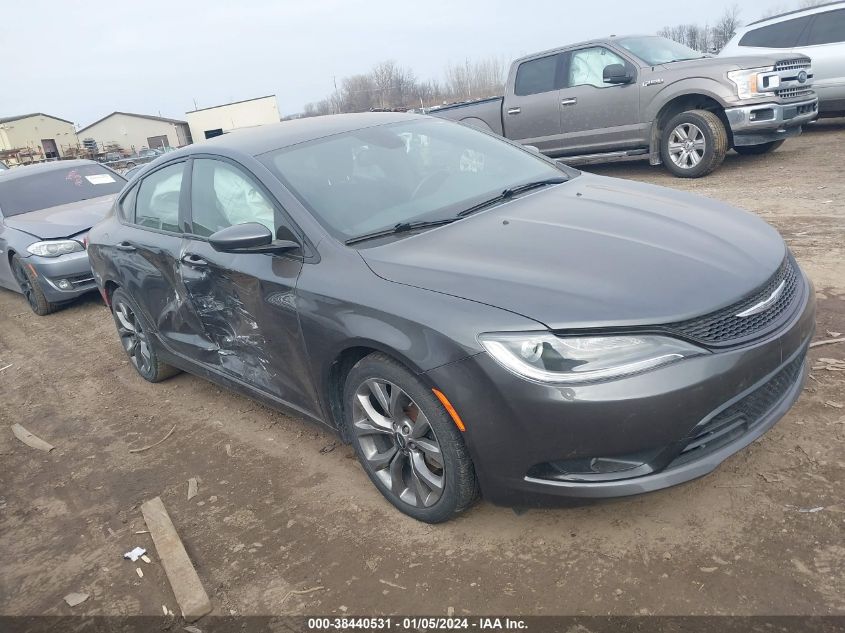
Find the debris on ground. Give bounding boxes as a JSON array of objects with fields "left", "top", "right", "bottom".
[
  {"left": 809, "top": 338, "right": 845, "bottom": 349},
  {"left": 824, "top": 401, "right": 844, "bottom": 409},
  {"left": 141, "top": 496, "right": 212, "bottom": 622},
  {"left": 759, "top": 472, "right": 784, "bottom": 483},
  {"left": 136, "top": 567, "right": 144, "bottom": 578},
  {"left": 11, "top": 423, "right": 54, "bottom": 452},
  {"left": 187, "top": 477, "right": 198, "bottom": 501},
  {"left": 141, "top": 554, "right": 151, "bottom": 564},
  {"left": 0, "top": 363, "right": 12, "bottom": 372},
  {"left": 184, "top": 626, "right": 202, "bottom": 633},
  {"left": 63, "top": 592, "right": 89, "bottom": 607},
  {"left": 319, "top": 442, "right": 337, "bottom": 454},
  {"left": 813, "top": 358, "right": 845, "bottom": 371},
  {"left": 224, "top": 443, "right": 232, "bottom": 457},
  {"left": 124, "top": 547, "right": 146, "bottom": 562},
  {"left": 280, "top": 586, "right": 325, "bottom": 605},
  {"left": 128, "top": 424, "right": 176, "bottom": 454},
  {"left": 786, "top": 505, "right": 825, "bottom": 513}
]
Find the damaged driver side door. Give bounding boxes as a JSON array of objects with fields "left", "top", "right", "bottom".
[{"left": 179, "top": 157, "right": 319, "bottom": 417}]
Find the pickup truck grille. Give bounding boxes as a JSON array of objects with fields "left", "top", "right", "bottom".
[
  {"left": 665, "top": 256, "right": 800, "bottom": 347},
  {"left": 776, "top": 86, "right": 814, "bottom": 99},
  {"left": 775, "top": 59, "right": 811, "bottom": 72}
]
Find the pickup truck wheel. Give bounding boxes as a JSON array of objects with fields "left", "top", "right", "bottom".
[
  {"left": 733, "top": 140, "right": 784, "bottom": 155},
  {"left": 660, "top": 110, "right": 727, "bottom": 178}
]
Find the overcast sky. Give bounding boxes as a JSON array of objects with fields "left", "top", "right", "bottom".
[{"left": 5, "top": 0, "right": 784, "bottom": 127}]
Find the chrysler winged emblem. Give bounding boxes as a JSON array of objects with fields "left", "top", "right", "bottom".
[{"left": 735, "top": 280, "right": 786, "bottom": 318}]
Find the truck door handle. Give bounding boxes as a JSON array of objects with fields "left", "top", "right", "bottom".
[
  {"left": 507, "top": 107, "right": 521, "bottom": 115},
  {"left": 115, "top": 242, "right": 136, "bottom": 252},
  {"left": 561, "top": 98, "right": 577, "bottom": 106},
  {"left": 180, "top": 253, "right": 208, "bottom": 267}
]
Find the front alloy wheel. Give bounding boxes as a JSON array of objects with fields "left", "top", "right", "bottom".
[
  {"left": 344, "top": 353, "right": 478, "bottom": 522},
  {"left": 667, "top": 123, "right": 706, "bottom": 170},
  {"left": 353, "top": 378, "right": 445, "bottom": 507},
  {"left": 660, "top": 109, "right": 728, "bottom": 178}
]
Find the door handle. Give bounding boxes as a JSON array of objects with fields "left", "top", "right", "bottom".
[
  {"left": 115, "top": 241, "right": 136, "bottom": 252},
  {"left": 507, "top": 107, "right": 521, "bottom": 115},
  {"left": 561, "top": 98, "right": 577, "bottom": 106},
  {"left": 180, "top": 253, "right": 208, "bottom": 267}
]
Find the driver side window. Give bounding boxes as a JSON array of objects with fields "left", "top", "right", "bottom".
[
  {"left": 566, "top": 47, "right": 627, "bottom": 88},
  {"left": 190, "top": 159, "right": 276, "bottom": 237}
]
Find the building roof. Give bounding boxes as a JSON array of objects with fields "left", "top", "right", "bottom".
[
  {"left": 0, "top": 113, "right": 75, "bottom": 125},
  {"left": 78, "top": 111, "right": 188, "bottom": 133},
  {"left": 186, "top": 95, "right": 277, "bottom": 114}
]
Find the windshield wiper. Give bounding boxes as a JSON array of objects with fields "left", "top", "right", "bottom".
[
  {"left": 456, "top": 177, "right": 567, "bottom": 218},
  {"left": 345, "top": 218, "right": 457, "bottom": 245}
]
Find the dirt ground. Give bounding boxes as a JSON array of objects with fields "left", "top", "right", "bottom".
[{"left": 1, "top": 119, "right": 843, "bottom": 619}]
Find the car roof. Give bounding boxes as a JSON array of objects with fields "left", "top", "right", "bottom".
[
  {"left": 182, "top": 112, "right": 424, "bottom": 157},
  {"left": 0, "top": 159, "right": 104, "bottom": 183},
  {"left": 745, "top": 0, "right": 845, "bottom": 26}
]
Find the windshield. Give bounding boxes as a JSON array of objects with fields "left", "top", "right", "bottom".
[
  {"left": 262, "top": 118, "right": 570, "bottom": 242},
  {"left": 617, "top": 36, "right": 705, "bottom": 65},
  {"left": 0, "top": 164, "right": 126, "bottom": 217}
]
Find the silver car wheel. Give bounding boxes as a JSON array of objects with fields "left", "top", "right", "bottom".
[
  {"left": 113, "top": 300, "right": 153, "bottom": 376},
  {"left": 668, "top": 123, "right": 706, "bottom": 169},
  {"left": 352, "top": 378, "right": 445, "bottom": 507}
]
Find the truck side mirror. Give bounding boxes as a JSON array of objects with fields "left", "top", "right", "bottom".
[{"left": 603, "top": 64, "right": 633, "bottom": 85}]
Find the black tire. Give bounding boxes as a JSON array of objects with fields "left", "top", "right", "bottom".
[
  {"left": 11, "top": 253, "right": 60, "bottom": 316},
  {"left": 660, "top": 109, "right": 728, "bottom": 178},
  {"left": 110, "top": 288, "right": 180, "bottom": 383},
  {"left": 343, "top": 353, "right": 478, "bottom": 523},
  {"left": 733, "top": 140, "right": 785, "bottom": 155}
]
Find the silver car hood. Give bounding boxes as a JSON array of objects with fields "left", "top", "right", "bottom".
[{"left": 5, "top": 194, "right": 117, "bottom": 240}]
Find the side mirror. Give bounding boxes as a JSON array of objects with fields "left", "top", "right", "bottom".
[
  {"left": 603, "top": 64, "right": 633, "bottom": 85},
  {"left": 209, "top": 222, "right": 299, "bottom": 254}
]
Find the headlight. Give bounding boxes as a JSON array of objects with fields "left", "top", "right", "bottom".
[
  {"left": 27, "top": 240, "right": 84, "bottom": 257},
  {"left": 478, "top": 332, "right": 705, "bottom": 384},
  {"left": 727, "top": 67, "right": 780, "bottom": 100}
]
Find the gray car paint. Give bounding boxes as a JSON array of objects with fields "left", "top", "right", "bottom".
[
  {"left": 86, "top": 113, "right": 814, "bottom": 506},
  {"left": 432, "top": 37, "right": 819, "bottom": 161},
  {"left": 0, "top": 160, "right": 124, "bottom": 302}
]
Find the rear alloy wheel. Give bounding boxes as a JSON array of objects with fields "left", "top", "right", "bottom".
[
  {"left": 660, "top": 109, "right": 728, "bottom": 178},
  {"left": 344, "top": 353, "right": 478, "bottom": 522},
  {"left": 110, "top": 288, "right": 179, "bottom": 383},
  {"left": 734, "top": 140, "right": 785, "bottom": 155},
  {"left": 11, "top": 254, "right": 59, "bottom": 315}
]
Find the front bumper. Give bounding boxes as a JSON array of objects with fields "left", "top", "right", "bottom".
[
  {"left": 425, "top": 270, "right": 816, "bottom": 507},
  {"left": 25, "top": 250, "right": 97, "bottom": 302},
  {"left": 725, "top": 98, "right": 818, "bottom": 146}
]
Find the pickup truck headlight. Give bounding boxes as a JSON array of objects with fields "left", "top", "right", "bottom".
[
  {"left": 728, "top": 67, "right": 780, "bottom": 100},
  {"left": 478, "top": 332, "right": 705, "bottom": 384},
  {"left": 27, "top": 240, "right": 85, "bottom": 257}
]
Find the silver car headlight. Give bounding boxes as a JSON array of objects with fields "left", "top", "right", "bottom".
[
  {"left": 478, "top": 332, "right": 706, "bottom": 384},
  {"left": 727, "top": 66, "right": 779, "bottom": 100},
  {"left": 27, "top": 240, "right": 85, "bottom": 257}
]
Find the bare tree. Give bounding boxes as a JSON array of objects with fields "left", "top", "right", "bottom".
[{"left": 712, "top": 4, "right": 742, "bottom": 51}]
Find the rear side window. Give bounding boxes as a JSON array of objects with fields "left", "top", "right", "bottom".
[
  {"left": 135, "top": 162, "right": 184, "bottom": 232},
  {"left": 805, "top": 9, "right": 845, "bottom": 45},
  {"left": 514, "top": 54, "right": 560, "bottom": 96},
  {"left": 118, "top": 184, "right": 138, "bottom": 222},
  {"left": 738, "top": 16, "right": 812, "bottom": 48}
]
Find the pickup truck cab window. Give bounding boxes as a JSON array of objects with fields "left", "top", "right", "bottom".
[
  {"left": 566, "top": 47, "right": 629, "bottom": 88},
  {"left": 190, "top": 158, "right": 276, "bottom": 237},
  {"left": 135, "top": 162, "right": 183, "bottom": 232},
  {"left": 514, "top": 54, "right": 561, "bottom": 96}
]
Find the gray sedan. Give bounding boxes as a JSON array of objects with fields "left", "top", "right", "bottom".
[
  {"left": 87, "top": 113, "right": 814, "bottom": 522},
  {"left": 0, "top": 160, "right": 126, "bottom": 314}
]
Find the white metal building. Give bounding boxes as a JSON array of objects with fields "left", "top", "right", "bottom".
[
  {"left": 185, "top": 95, "right": 280, "bottom": 142},
  {"left": 0, "top": 113, "right": 79, "bottom": 162},
  {"left": 77, "top": 112, "right": 192, "bottom": 154}
]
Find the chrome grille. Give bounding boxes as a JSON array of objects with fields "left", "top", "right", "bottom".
[
  {"left": 776, "top": 86, "right": 814, "bottom": 99},
  {"left": 666, "top": 256, "right": 800, "bottom": 347},
  {"left": 775, "top": 59, "right": 811, "bottom": 72}
]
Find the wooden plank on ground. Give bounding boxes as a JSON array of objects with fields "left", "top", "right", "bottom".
[
  {"left": 141, "top": 496, "right": 211, "bottom": 622},
  {"left": 11, "top": 423, "right": 54, "bottom": 452}
]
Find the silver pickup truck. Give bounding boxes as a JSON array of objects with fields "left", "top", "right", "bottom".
[{"left": 431, "top": 35, "right": 818, "bottom": 177}]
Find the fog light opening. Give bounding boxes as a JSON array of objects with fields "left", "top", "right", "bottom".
[{"left": 56, "top": 279, "right": 72, "bottom": 290}]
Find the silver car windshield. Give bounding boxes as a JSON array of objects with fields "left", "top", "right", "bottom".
[
  {"left": 617, "top": 36, "right": 706, "bottom": 65},
  {"left": 262, "top": 118, "right": 569, "bottom": 241}
]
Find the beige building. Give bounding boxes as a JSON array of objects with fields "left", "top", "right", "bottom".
[
  {"left": 77, "top": 112, "right": 192, "bottom": 155},
  {"left": 186, "top": 95, "right": 280, "bottom": 142},
  {"left": 0, "top": 113, "right": 78, "bottom": 162}
]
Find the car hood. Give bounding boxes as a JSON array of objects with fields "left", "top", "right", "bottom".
[
  {"left": 4, "top": 194, "right": 117, "bottom": 240},
  {"left": 663, "top": 53, "right": 809, "bottom": 71},
  {"left": 359, "top": 174, "right": 786, "bottom": 330}
]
